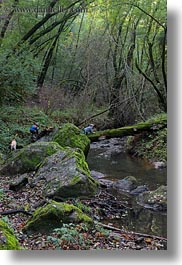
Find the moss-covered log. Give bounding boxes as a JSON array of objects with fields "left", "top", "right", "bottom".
[{"left": 88, "top": 116, "right": 167, "bottom": 142}]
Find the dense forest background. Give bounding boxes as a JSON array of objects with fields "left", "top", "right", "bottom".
[{"left": 0, "top": 0, "right": 167, "bottom": 128}]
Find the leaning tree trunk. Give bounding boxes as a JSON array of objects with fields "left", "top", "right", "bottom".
[
  {"left": 37, "top": 28, "right": 62, "bottom": 88},
  {"left": 0, "top": 0, "right": 19, "bottom": 45}
]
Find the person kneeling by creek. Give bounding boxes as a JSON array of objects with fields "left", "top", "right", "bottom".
[
  {"left": 29, "top": 123, "right": 39, "bottom": 142},
  {"left": 83, "top": 124, "right": 95, "bottom": 135}
]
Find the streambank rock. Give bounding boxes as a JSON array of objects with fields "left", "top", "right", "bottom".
[
  {"left": 23, "top": 201, "right": 93, "bottom": 234},
  {"left": 90, "top": 138, "right": 127, "bottom": 158},
  {"left": 137, "top": 185, "right": 167, "bottom": 211},
  {"left": 9, "top": 173, "right": 29, "bottom": 191},
  {"left": 108, "top": 176, "right": 148, "bottom": 196},
  {"left": 90, "top": 170, "right": 106, "bottom": 179},
  {"left": 0, "top": 220, "right": 21, "bottom": 250},
  {"left": 90, "top": 170, "right": 114, "bottom": 188},
  {"left": 130, "top": 185, "right": 149, "bottom": 196},
  {"left": 32, "top": 148, "right": 99, "bottom": 199},
  {"left": 0, "top": 142, "right": 62, "bottom": 176},
  {"left": 53, "top": 123, "right": 90, "bottom": 156},
  {"left": 113, "top": 176, "right": 138, "bottom": 192}
]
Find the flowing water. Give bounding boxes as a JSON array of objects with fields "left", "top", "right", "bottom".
[{"left": 87, "top": 139, "right": 167, "bottom": 238}]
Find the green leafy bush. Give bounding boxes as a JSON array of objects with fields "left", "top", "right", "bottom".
[
  {"left": 0, "top": 48, "right": 39, "bottom": 105},
  {"left": 127, "top": 114, "right": 167, "bottom": 162},
  {"left": 0, "top": 106, "right": 56, "bottom": 154}
]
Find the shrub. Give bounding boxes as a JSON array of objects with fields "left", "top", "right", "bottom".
[{"left": 0, "top": 48, "right": 39, "bottom": 105}]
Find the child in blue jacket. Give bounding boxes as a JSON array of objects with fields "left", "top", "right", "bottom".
[
  {"left": 83, "top": 124, "right": 95, "bottom": 135},
  {"left": 29, "top": 123, "right": 39, "bottom": 135}
]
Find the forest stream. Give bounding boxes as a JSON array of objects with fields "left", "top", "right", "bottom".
[{"left": 87, "top": 138, "right": 167, "bottom": 238}]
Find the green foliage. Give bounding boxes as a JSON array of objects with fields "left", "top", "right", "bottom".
[
  {"left": 0, "top": 188, "right": 4, "bottom": 201},
  {"left": 0, "top": 105, "right": 56, "bottom": 154},
  {"left": 0, "top": 0, "right": 167, "bottom": 123},
  {"left": 0, "top": 216, "right": 10, "bottom": 225},
  {"left": 47, "top": 223, "right": 89, "bottom": 249},
  {"left": 127, "top": 114, "right": 167, "bottom": 162},
  {"left": 94, "top": 223, "right": 111, "bottom": 237},
  {"left": 0, "top": 48, "right": 40, "bottom": 105},
  {"left": 47, "top": 222, "right": 111, "bottom": 250},
  {"left": 73, "top": 200, "right": 92, "bottom": 215}
]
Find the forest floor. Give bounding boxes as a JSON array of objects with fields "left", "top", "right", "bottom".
[{"left": 0, "top": 174, "right": 167, "bottom": 250}]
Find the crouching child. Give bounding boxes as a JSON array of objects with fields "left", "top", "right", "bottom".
[{"left": 83, "top": 124, "right": 95, "bottom": 135}]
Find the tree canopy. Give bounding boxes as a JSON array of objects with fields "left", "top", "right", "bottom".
[{"left": 0, "top": 0, "right": 167, "bottom": 126}]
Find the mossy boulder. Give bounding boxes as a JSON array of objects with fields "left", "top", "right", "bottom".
[
  {"left": 23, "top": 200, "right": 94, "bottom": 234},
  {"left": 0, "top": 141, "right": 63, "bottom": 176},
  {"left": 137, "top": 185, "right": 167, "bottom": 211},
  {"left": 0, "top": 220, "right": 21, "bottom": 250},
  {"left": 33, "top": 148, "right": 99, "bottom": 199},
  {"left": 53, "top": 123, "right": 90, "bottom": 156}
]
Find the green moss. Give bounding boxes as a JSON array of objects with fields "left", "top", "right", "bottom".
[
  {"left": 125, "top": 176, "right": 137, "bottom": 184},
  {"left": 64, "top": 148, "right": 99, "bottom": 195},
  {"left": 0, "top": 141, "right": 63, "bottom": 175},
  {"left": 88, "top": 114, "right": 167, "bottom": 142},
  {"left": 70, "top": 175, "right": 82, "bottom": 185},
  {"left": 53, "top": 123, "right": 90, "bottom": 155},
  {"left": 66, "top": 148, "right": 91, "bottom": 176},
  {"left": 73, "top": 200, "right": 92, "bottom": 215},
  {"left": 0, "top": 220, "right": 21, "bottom": 250},
  {"left": 23, "top": 201, "right": 93, "bottom": 234}
]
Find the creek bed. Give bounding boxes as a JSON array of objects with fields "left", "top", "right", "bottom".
[{"left": 87, "top": 138, "right": 167, "bottom": 238}]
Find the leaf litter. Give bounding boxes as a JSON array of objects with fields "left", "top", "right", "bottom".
[{"left": 0, "top": 174, "right": 167, "bottom": 250}]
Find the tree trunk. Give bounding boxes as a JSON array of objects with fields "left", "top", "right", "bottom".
[
  {"left": 37, "top": 30, "right": 62, "bottom": 87},
  {"left": 88, "top": 116, "right": 167, "bottom": 142},
  {"left": 0, "top": 0, "right": 19, "bottom": 45}
]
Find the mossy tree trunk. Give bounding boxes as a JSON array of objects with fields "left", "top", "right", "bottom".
[{"left": 88, "top": 117, "right": 167, "bottom": 142}]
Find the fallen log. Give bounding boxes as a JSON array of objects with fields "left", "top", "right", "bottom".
[
  {"left": 96, "top": 222, "right": 167, "bottom": 241},
  {"left": 88, "top": 117, "right": 167, "bottom": 142}
]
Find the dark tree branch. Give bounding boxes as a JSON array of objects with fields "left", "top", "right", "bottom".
[
  {"left": 0, "top": 209, "right": 32, "bottom": 216},
  {"left": 135, "top": 60, "right": 167, "bottom": 112},
  {"left": 123, "top": 2, "right": 166, "bottom": 29},
  {"left": 78, "top": 95, "right": 138, "bottom": 127},
  {"left": 0, "top": 0, "right": 19, "bottom": 43}
]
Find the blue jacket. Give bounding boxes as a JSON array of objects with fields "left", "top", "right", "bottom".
[
  {"left": 30, "top": 125, "right": 38, "bottom": 133},
  {"left": 83, "top": 125, "right": 93, "bottom": 135}
]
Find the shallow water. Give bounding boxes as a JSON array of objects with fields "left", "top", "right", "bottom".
[{"left": 87, "top": 140, "right": 167, "bottom": 238}]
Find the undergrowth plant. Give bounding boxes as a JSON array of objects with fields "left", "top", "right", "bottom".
[
  {"left": 0, "top": 105, "right": 57, "bottom": 154},
  {"left": 47, "top": 222, "right": 111, "bottom": 250},
  {"left": 127, "top": 114, "right": 167, "bottom": 162}
]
